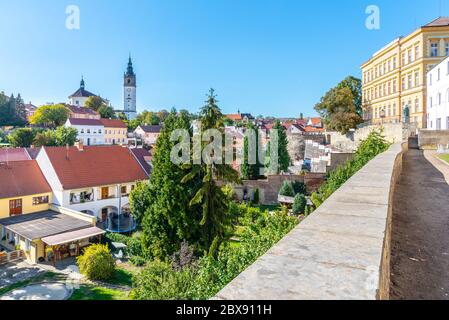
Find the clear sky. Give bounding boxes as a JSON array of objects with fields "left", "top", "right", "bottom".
[{"left": 0, "top": 0, "right": 447, "bottom": 117}]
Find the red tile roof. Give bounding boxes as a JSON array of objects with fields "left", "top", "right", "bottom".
[
  {"left": 226, "top": 114, "right": 243, "bottom": 121},
  {"left": 130, "top": 148, "right": 152, "bottom": 175},
  {"left": 304, "top": 126, "right": 325, "bottom": 133},
  {"left": 423, "top": 17, "right": 449, "bottom": 27},
  {"left": 99, "top": 119, "right": 127, "bottom": 128},
  {"left": 66, "top": 105, "right": 99, "bottom": 116},
  {"left": 308, "top": 117, "right": 322, "bottom": 126},
  {"left": 0, "top": 160, "right": 52, "bottom": 199},
  {"left": 138, "top": 125, "right": 162, "bottom": 133},
  {"left": 67, "top": 118, "right": 104, "bottom": 126},
  {"left": 0, "top": 148, "right": 31, "bottom": 162},
  {"left": 43, "top": 145, "right": 148, "bottom": 189}
]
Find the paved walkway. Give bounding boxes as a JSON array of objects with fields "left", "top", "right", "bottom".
[
  {"left": 390, "top": 149, "right": 449, "bottom": 299},
  {"left": 0, "top": 261, "right": 45, "bottom": 288},
  {"left": 0, "top": 283, "right": 72, "bottom": 300}
]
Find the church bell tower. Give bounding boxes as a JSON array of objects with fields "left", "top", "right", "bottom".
[{"left": 123, "top": 55, "right": 137, "bottom": 120}]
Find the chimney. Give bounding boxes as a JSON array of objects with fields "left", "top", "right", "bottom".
[{"left": 75, "top": 140, "right": 84, "bottom": 151}]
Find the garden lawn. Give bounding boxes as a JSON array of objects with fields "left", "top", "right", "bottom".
[
  {"left": 69, "top": 285, "right": 130, "bottom": 300},
  {"left": 438, "top": 154, "right": 449, "bottom": 164},
  {"left": 106, "top": 268, "right": 133, "bottom": 287}
]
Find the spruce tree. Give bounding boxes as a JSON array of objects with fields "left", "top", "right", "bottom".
[{"left": 182, "top": 89, "right": 240, "bottom": 256}]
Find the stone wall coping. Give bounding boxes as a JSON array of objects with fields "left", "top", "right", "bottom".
[{"left": 214, "top": 143, "right": 403, "bottom": 300}]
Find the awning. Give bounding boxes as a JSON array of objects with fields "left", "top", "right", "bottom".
[{"left": 41, "top": 227, "right": 105, "bottom": 246}]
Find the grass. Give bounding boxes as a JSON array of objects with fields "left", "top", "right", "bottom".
[
  {"left": 0, "top": 271, "right": 62, "bottom": 296},
  {"left": 69, "top": 285, "right": 130, "bottom": 300},
  {"left": 106, "top": 268, "right": 133, "bottom": 287},
  {"left": 438, "top": 154, "right": 449, "bottom": 164}
]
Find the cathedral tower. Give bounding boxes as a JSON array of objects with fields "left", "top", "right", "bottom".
[{"left": 123, "top": 55, "right": 137, "bottom": 120}]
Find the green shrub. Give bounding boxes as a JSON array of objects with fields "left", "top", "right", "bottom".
[
  {"left": 292, "top": 181, "right": 306, "bottom": 195},
  {"left": 131, "top": 260, "right": 196, "bottom": 300},
  {"left": 279, "top": 181, "right": 294, "bottom": 197},
  {"left": 105, "top": 232, "right": 144, "bottom": 258},
  {"left": 292, "top": 194, "right": 307, "bottom": 215},
  {"left": 77, "top": 244, "right": 115, "bottom": 281},
  {"left": 132, "top": 206, "right": 298, "bottom": 300}
]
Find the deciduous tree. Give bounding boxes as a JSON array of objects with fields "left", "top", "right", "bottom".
[
  {"left": 30, "top": 104, "right": 69, "bottom": 128},
  {"left": 315, "top": 76, "right": 363, "bottom": 134}
]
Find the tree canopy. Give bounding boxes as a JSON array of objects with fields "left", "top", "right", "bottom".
[
  {"left": 30, "top": 104, "right": 69, "bottom": 128},
  {"left": 315, "top": 76, "right": 363, "bottom": 134},
  {"left": 0, "top": 93, "right": 27, "bottom": 126},
  {"left": 135, "top": 110, "right": 200, "bottom": 260},
  {"left": 98, "top": 105, "right": 117, "bottom": 119},
  {"left": 85, "top": 96, "right": 107, "bottom": 111},
  {"left": 8, "top": 128, "right": 37, "bottom": 147},
  {"left": 182, "top": 89, "right": 240, "bottom": 256}
]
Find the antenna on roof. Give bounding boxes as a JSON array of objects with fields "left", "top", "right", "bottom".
[{"left": 439, "top": 0, "right": 442, "bottom": 17}]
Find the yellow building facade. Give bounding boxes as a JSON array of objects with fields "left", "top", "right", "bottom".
[
  {"left": 100, "top": 119, "right": 128, "bottom": 145},
  {"left": 361, "top": 17, "right": 449, "bottom": 128},
  {"left": 0, "top": 193, "right": 52, "bottom": 220}
]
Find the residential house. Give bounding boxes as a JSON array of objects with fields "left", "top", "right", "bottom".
[
  {"left": 225, "top": 112, "right": 254, "bottom": 123},
  {"left": 134, "top": 125, "right": 162, "bottom": 146},
  {"left": 35, "top": 145, "right": 148, "bottom": 232},
  {"left": 66, "top": 104, "right": 101, "bottom": 120},
  {"left": 24, "top": 102, "right": 37, "bottom": 121},
  {"left": 0, "top": 160, "right": 102, "bottom": 264},
  {"left": 100, "top": 119, "right": 128, "bottom": 145},
  {"left": 65, "top": 118, "right": 105, "bottom": 146}
]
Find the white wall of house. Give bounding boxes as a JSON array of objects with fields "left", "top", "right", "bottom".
[
  {"left": 134, "top": 126, "right": 160, "bottom": 145},
  {"left": 65, "top": 120, "right": 105, "bottom": 145},
  {"left": 35, "top": 148, "right": 64, "bottom": 206},
  {"left": 427, "top": 56, "right": 449, "bottom": 130},
  {"left": 63, "top": 183, "right": 135, "bottom": 220},
  {"left": 69, "top": 96, "right": 89, "bottom": 107}
]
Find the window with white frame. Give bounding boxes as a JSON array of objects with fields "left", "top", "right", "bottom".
[
  {"left": 415, "top": 71, "right": 420, "bottom": 86},
  {"left": 415, "top": 45, "right": 420, "bottom": 59},
  {"left": 438, "top": 93, "right": 442, "bottom": 105}
]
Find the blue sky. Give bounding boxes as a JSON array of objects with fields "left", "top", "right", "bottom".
[{"left": 0, "top": 0, "right": 447, "bottom": 117}]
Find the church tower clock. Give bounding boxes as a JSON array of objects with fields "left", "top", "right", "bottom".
[{"left": 123, "top": 55, "right": 137, "bottom": 120}]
